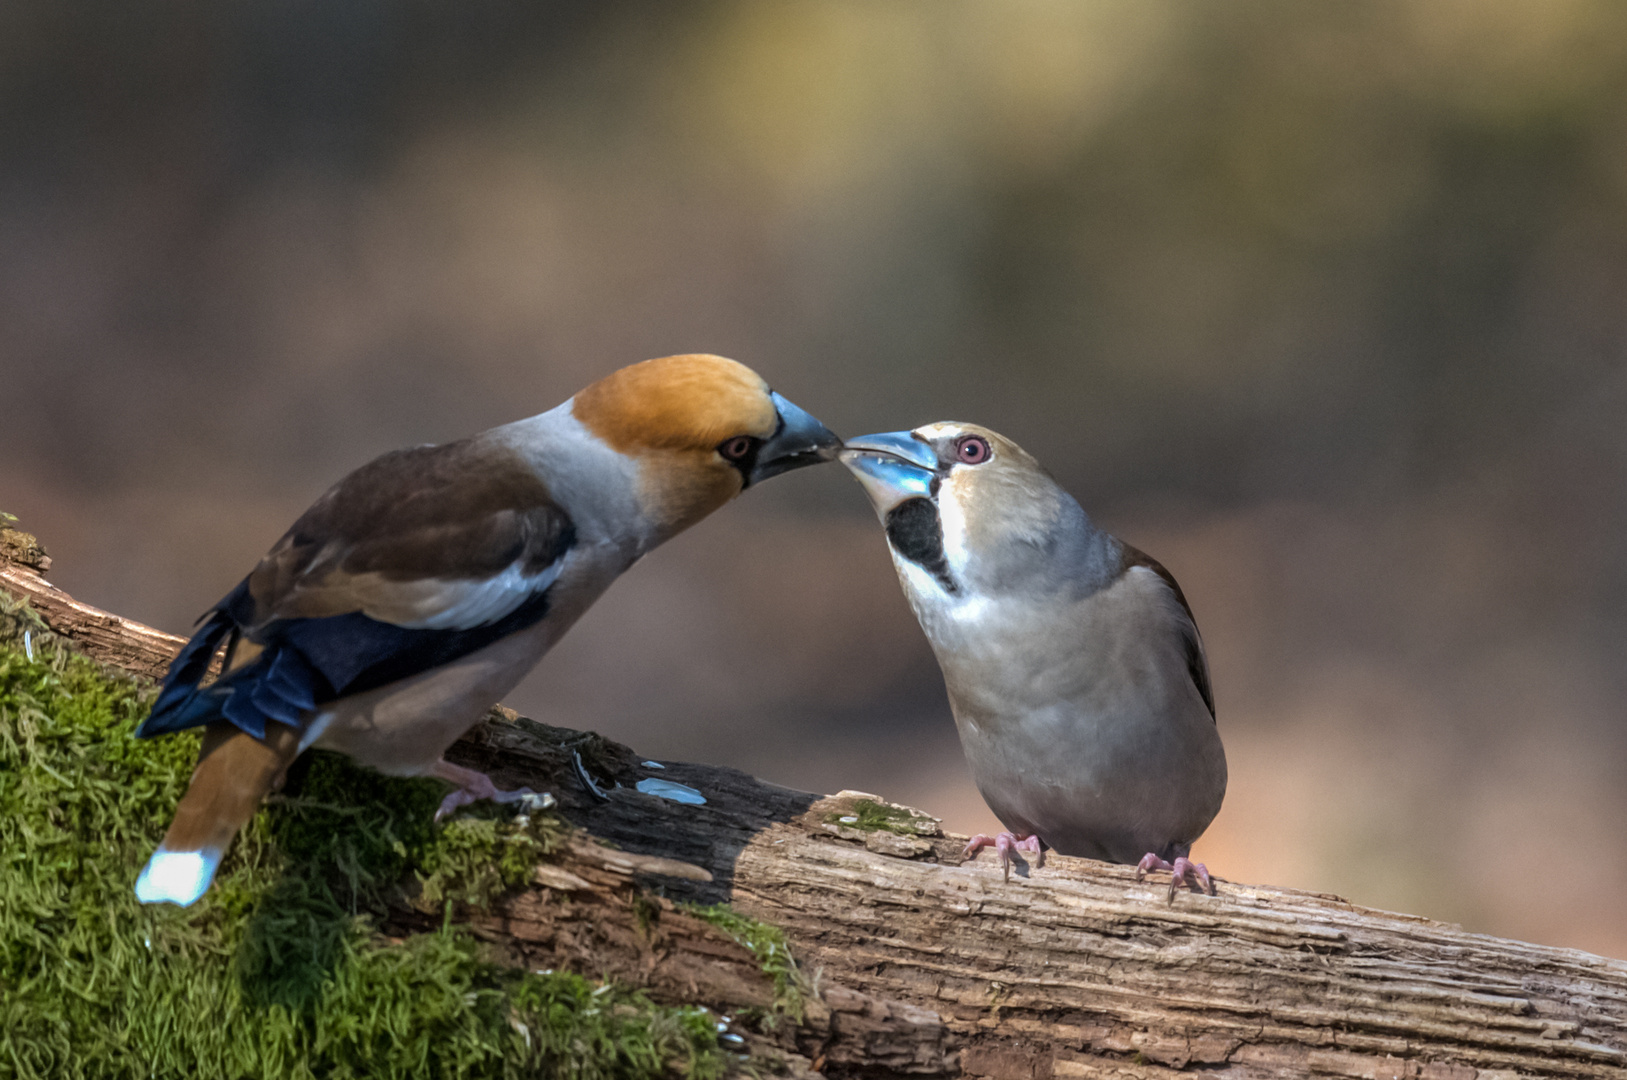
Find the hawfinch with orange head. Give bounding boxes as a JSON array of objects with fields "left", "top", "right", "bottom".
[
  {"left": 840, "top": 424, "right": 1226, "bottom": 896},
  {"left": 134, "top": 354, "right": 840, "bottom": 906}
]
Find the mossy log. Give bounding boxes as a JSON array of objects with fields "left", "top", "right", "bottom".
[{"left": 4, "top": 545, "right": 1626, "bottom": 1079}]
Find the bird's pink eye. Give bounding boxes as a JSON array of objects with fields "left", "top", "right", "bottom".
[
  {"left": 956, "top": 436, "right": 990, "bottom": 464},
  {"left": 720, "top": 436, "right": 754, "bottom": 461}
]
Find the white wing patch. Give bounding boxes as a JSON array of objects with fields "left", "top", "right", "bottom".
[{"left": 388, "top": 556, "right": 568, "bottom": 630}]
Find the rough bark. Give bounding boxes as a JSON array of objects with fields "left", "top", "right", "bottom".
[
  {"left": 0, "top": 535, "right": 180, "bottom": 681},
  {"left": 3, "top": 541, "right": 1624, "bottom": 1080}
]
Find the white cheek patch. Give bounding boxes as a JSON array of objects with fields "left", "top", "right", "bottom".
[
  {"left": 896, "top": 557, "right": 947, "bottom": 600},
  {"left": 894, "top": 552, "right": 988, "bottom": 626},
  {"left": 947, "top": 594, "right": 991, "bottom": 622},
  {"left": 890, "top": 483, "right": 1000, "bottom": 632},
  {"left": 934, "top": 479, "right": 975, "bottom": 576},
  {"left": 134, "top": 847, "right": 223, "bottom": 907}
]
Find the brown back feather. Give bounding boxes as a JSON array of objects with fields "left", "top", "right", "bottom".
[{"left": 248, "top": 438, "right": 572, "bottom": 625}]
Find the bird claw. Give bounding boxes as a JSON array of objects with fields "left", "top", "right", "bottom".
[
  {"left": 963, "top": 832, "right": 1045, "bottom": 880},
  {"left": 1135, "top": 852, "right": 1215, "bottom": 900},
  {"left": 430, "top": 759, "right": 550, "bottom": 821},
  {"left": 434, "top": 789, "right": 477, "bottom": 822},
  {"left": 512, "top": 790, "right": 558, "bottom": 812},
  {"left": 435, "top": 783, "right": 546, "bottom": 822}
]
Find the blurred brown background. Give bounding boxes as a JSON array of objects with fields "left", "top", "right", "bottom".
[{"left": 2, "top": 1, "right": 1624, "bottom": 957}]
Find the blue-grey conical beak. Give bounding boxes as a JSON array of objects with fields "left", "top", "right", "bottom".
[
  {"left": 748, "top": 391, "right": 843, "bottom": 486},
  {"left": 838, "top": 430, "right": 940, "bottom": 513}
]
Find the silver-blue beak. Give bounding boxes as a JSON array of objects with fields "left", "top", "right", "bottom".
[
  {"left": 839, "top": 430, "right": 940, "bottom": 512},
  {"left": 748, "top": 391, "right": 843, "bottom": 486}
]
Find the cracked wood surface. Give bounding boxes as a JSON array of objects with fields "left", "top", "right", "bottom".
[{"left": 4, "top": 548, "right": 1625, "bottom": 1079}]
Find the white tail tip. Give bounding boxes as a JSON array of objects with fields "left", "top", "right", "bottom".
[{"left": 134, "top": 848, "right": 221, "bottom": 906}]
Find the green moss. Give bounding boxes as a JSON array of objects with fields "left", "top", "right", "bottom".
[
  {"left": 680, "top": 906, "right": 805, "bottom": 1027},
  {"left": 415, "top": 810, "right": 563, "bottom": 913},
  {"left": 0, "top": 596, "right": 726, "bottom": 1080},
  {"left": 824, "top": 799, "right": 939, "bottom": 837},
  {"left": 0, "top": 516, "right": 50, "bottom": 569}
]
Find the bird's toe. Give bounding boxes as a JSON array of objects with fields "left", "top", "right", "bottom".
[
  {"left": 964, "top": 831, "right": 1043, "bottom": 881},
  {"left": 1135, "top": 852, "right": 1216, "bottom": 901},
  {"left": 434, "top": 789, "right": 476, "bottom": 822},
  {"left": 1135, "top": 852, "right": 1172, "bottom": 882},
  {"left": 1171, "top": 856, "right": 1214, "bottom": 896}
]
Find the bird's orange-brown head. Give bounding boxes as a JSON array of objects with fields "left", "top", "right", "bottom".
[{"left": 573, "top": 353, "right": 840, "bottom": 536}]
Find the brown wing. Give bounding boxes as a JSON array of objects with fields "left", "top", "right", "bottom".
[
  {"left": 138, "top": 436, "right": 576, "bottom": 740},
  {"left": 246, "top": 436, "right": 574, "bottom": 630}
]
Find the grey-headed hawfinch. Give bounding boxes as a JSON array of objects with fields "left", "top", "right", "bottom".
[
  {"left": 840, "top": 423, "right": 1226, "bottom": 895},
  {"left": 134, "top": 353, "right": 840, "bottom": 906}
]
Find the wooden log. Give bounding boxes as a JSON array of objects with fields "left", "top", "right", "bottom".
[
  {"left": 0, "top": 532, "right": 184, "bottom": 681},
  {"left": 4, "top": 544, "right": 1624, "bottom": 1079}
]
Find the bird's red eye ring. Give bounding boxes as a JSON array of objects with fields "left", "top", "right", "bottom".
[
  {"left": 956, "top": 436, "right": 991, "bottom": 464},
  {"left": 720, "top": 436, "right": 755, "bottom": 461}
]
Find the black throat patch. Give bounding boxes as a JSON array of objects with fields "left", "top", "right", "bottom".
[{"left": 884, "top": 497, "right": 958, "bottom": 595}]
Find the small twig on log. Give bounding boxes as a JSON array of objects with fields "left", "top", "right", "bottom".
[{"left": 4, "top": 547, "right": 1625, "bottom": 1079}]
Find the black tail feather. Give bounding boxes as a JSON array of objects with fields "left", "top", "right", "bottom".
[
  {"left": 135, "top": 608, "right": 237, "bottom": 738},
  {"left": 135, "top": 577, "right": 329, "bottom": 743},
  {"left": 135, "top": 572, "right": 556, "bottom": 744},
  {"left": 245, "top": 648, "right": 318, "bottom": 734}
]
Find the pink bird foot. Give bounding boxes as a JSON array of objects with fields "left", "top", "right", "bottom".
[
  {"left": 430, "top": 759, "right": 543, "bottom": 821},
  {"left": 1135, "top": 852, "right": 1215, "bottom": 900},
  {"left": 963, "top": 831, "right": 1045, "bottom": 881}
]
